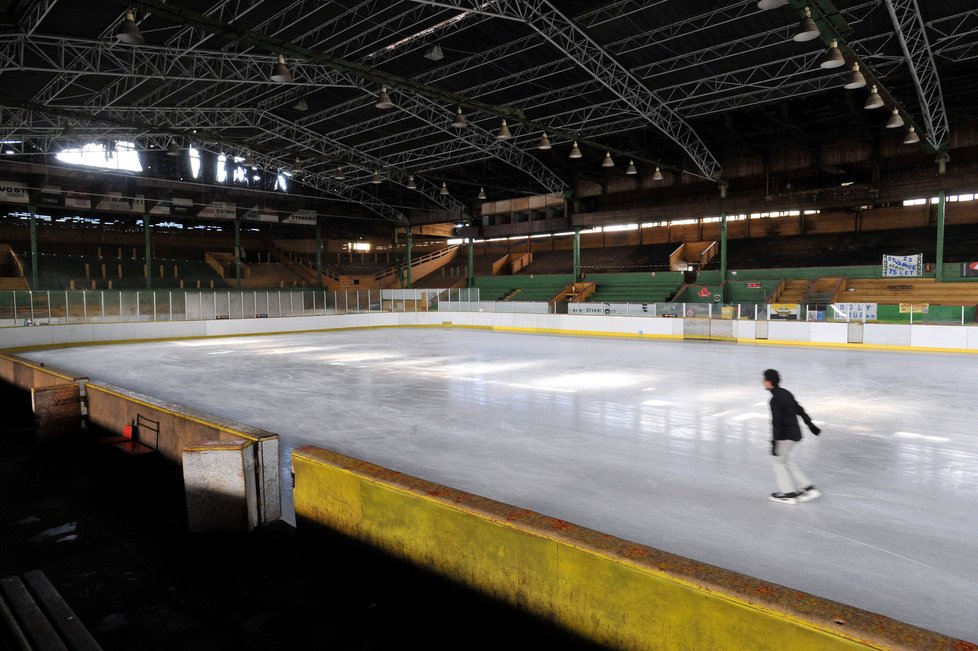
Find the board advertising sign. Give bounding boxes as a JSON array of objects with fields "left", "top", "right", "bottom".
[
  {"left": 883, "top": 254, "right": 923, "bottom": 277},
  {"left": 768, "top": 303, "right": 800, "bottom": 320},
  {"left": 832, "top": 303, "right": 877, "bottom": 322},
  {"left": 962, "top": 261, "right": 978, "bottom": 277},
  {"left": 283, "top": 208, "right": 317, "bottom": 225},
  {"left": 0, "top": 180, "right": 30, "bottom": 204}
]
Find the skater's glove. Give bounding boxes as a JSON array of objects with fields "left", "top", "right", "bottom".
[{"left": 808, "top": 424, "right": 821, "bottom": 436}]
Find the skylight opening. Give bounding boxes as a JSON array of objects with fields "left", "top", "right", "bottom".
[{"left": 56, "top": 140, "right": 142, "bottom": 172}]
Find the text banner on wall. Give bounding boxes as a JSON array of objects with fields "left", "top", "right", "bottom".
[
  {"left": 832, "top": 303, "right": 878, "bottom": 321},
  {"left": 883, "top": 254, "right": 923, "bottom": 277}
]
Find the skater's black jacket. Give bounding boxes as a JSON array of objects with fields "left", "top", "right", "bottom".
[{"left": 768, "top": 387, "right": 820, "bottom": 453}]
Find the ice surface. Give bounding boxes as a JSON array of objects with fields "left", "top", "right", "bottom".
[{"left": 22, "top": 330, "right": 978, "bottom": 641}]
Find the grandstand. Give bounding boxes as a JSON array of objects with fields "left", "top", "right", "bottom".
[{"left": 3, "top": 2, "right": 978, "bottom": 650}]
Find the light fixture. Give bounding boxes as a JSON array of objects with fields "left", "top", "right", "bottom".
[
  {"left": 166, "top": 140, "right": 181, "bottom": 156},
  {"left": 243, "top": 152, "right": 255, "bottom": 167},
  {"left": 375, "top": 85, "right": 394, "bottom": 109},
  {"left": 886, "top": 108, "right": 904, "bottom": 129},
  {"left": 864, "top": 85, "right": 884, "bottom": 110},
  {"left": 270, "top": 54, "right": 292, "bottom": 83},
  {"left": 333, "top": 167, "right": 346, "bottom": 180},
  {"left": 903, "top": 126, "right": 920, "bottom": 145},
  {"left": 793, "top": 7, "right": 820, "bottom": 43},
  {"left": 370, "top": 170, "right": 382, "bottom": 184},
  {"left": 451, "top": 107, "right": 468, "bottom": 128},
  {"left": 819, "top": 39, "right": 845, "bottom": 69},
  {"left": 601, "top": 151, "right": 615, "bottom": 168},
  {"left": 293, "top": 98, "right": 308, "bottom": 111},
  {"left": 843, "top": 62, "right": 866, "bottom": 90},
  {"left": 652, "top": 166, "right": 664, "bottom": 181},
  {"left": 537, "top": 132, "right": 552, "bottom": 150},
  {"left": 626, "top": 160, "right": 637, "bottom": 175},
  {"left": 292, "top": 158, "right": 303, "bottom": 173},
  {"left": 439, "top": 181, "right": 449, "bottom": 196},
  {"left": 569, "top": 140, "right": 582, "bottom": 159},
  {"left": 406, "top": 175, "right": 417, "bottom": 189},
  {"left": 757, "top": 0, "right": 788, "bottom": 8},
  {"left": 424, "top": 44, "right": 444, "bottom": 61},
  {"left": 497, "top": 119, "right": 511, "bottom": 140},
  {"left": 117, "top": 9, "right": 144, "bottom": 45},
  {"left": 477, "top": 187, "right": 487, "bottom": 200}
]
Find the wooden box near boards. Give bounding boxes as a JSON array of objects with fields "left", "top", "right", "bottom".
[{"left": 31, "top": 383, "right": 83, "bottom": 443}]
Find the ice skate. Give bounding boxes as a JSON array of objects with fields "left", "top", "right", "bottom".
[
  {"left": 797, "top": 486, "right": 821, "bottom": 503},
  {"left": 770, "top": 492, "right": 799, "bottom": 504}
]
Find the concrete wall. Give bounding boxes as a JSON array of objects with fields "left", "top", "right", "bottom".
[{"left": 292, "top": 446, "right": 965, "bottom": 651}]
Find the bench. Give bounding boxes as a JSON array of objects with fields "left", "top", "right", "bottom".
[
  {"left": 0, "top": 570, "right": 102, "bottom": 650},
  {"left": 97, "top": 413, "right": 158, "bottom": 456}
]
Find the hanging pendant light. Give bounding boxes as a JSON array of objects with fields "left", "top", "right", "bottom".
[
  {"left": 537, "top": 132, "right": 552, "bottom": 150},
  {"left": 451, "top": 107, "right": 468, "bottom": 128},
  {"left": 270, "top": 54, "right": 292, "bottom": 83},
  {"left": 793, "top": 7, "right": 820, "bottom": 43},
  {"left": 652, "top": 166, "right": 664, "bottom": 181},
  {"left": 166, "top": 140, "right": 181, "bottom": 156},
  {"left": 601, "top": 151, "right": 615, "bottom": 168},
  {"left": 757, "top": 0, "right": 788, "bottom": 9},
  {"left": 569, "top": 140, "right": 582, "bottom": 159},
  {"left": 625, "top": 160, "right": 637, "bottom": 175},
  {"left": 406, "top": 175, "right": 417, "bottom": 189},
  {"left": 292, "top": 158, "right": 303, "bottom": 173},
  {"left": 477, "top": 187, "right": 487, "bottom": 200},
  {"left": 370, "top": 170, "right": 382, "bottom": 184},
  {"left": 333, "top": 167, "right": 346, "bottom": 180},
  {"left": 844, "top": 62, "right": 866, "bottom": 90},
  {"left": 818, "top": 40, "right": 845, "bottom": 69},
  {"left": 497, "top": 119, "right": 512, "bottom": 140},
  {"left": 117, "top": 9, "right": 144, "bottom": 45},
  {"left": 439, "top": 181, "right": 449, "bottom": 196},
  {"left": 903, "top": 126, "right": 920, "bottom": 144},
  {"left": 886, "top": 108, "right": 904, "bottom": 129},
  {"left": 864, "top": 85, "right": 884, "bottom": 110},
  {"left": 375, "top": 85, "right": 394, "bottom": 109},
  {"left": 243, "top": 151, "right": 255, "bottom": 167}
]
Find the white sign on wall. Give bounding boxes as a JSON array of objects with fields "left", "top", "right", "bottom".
[
  {"left": 0, "top": 180, "right": 29, "bottom": 204},
  {"left": 883, "top": 254, "right": 923, "bottom": 277},
  {"left": 832, "top": 303, "right": 878, "bottom": 322},
  {"left": 283, "top": 208, "right": 316, "bottom": 225},
  {"left": 568, "top": 303, "right": 654, "bottom": 317}
]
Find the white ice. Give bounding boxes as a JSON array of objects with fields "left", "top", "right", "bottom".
[{"left": 22, "top": 329, "right": 978, "bottom": 641}]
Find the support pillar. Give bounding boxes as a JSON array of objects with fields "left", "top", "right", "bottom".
[
  {"left": 234, "top": 219, "right": 241, "bottom": 288},
  {"left": 467, "top": 239, "right": 474, "bottom": 288},
  {"left": 29, "top": 205, "right": 38, "bottom": 289},
  {"left": 405, "top": 229, "right": 413, "bottom": 289},
  {"left": 144, "top": 214, "right": 153, "bottom": 289},
  {"left": 720, "top": 212, "right": 728, "bottom": 284},
  {"left": 936, "top": 190, "right": 946, "bottom": 281},
  {"left": 573, "top": 227, "right": 581, "bottom": 281},
  {"left": 315, "top": 224, "right": 323, "bottom": 288}
]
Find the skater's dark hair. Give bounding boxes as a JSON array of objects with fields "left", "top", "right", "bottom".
[{"left": 763, "top": 369, "right": 780, "bottom": 386}]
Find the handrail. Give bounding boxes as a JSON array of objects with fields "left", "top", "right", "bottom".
[
  {"left": 766, "top": 279, "right": 787, "bottom": 304},
  {"left": 375, "top": 245, "right": 459, "bottom": 283}
]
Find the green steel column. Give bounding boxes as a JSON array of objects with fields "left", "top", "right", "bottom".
[
  {"left": 144, "top": 214, "right": 153, "bottom": 289},
  {"left": 29, "top": 205, "right": 38, "bottom": 289},
  {"left": 720, "top": 212, "right": 728, "bottom": 283},
  {"left": 406, "top": 229, "right": 413, "bottom": 289},
  {"left": 315, "top": 224, "right": 322, "bottom": 288},
  {"left": 467, "top": 239, "right": 474, "bottom": 287},
  {"left": 234, "top": 219, "right": 242, "bottom": 288},
  {"left": 936, "top": 190, "right": 946, "bottom": 281},
  {"left": 573, "top": 227, "right": 581, "bottom": 281}
]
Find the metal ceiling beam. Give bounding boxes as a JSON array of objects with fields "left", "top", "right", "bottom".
[
  {"left": 433, "top": 0, "right": 723, "bottom": 181},
  {"left": 928, "top": 10, "right": 978, "bottom": 61},
  {"left": 883, "top": 0, "right": 950, "bottom": 152}
]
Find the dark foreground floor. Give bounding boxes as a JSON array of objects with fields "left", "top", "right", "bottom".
[{"left": 0, "top": 384, "right": 605, "bottom": 651}]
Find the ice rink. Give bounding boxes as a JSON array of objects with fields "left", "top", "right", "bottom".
[{"left": 22, "top": 329, "right": 978, "bottom": 641}]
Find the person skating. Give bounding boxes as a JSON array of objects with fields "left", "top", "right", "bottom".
[{"left": 763, "top": 369, "right": 821, "bottom": 504}]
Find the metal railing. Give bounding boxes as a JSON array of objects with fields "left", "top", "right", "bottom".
[{"left": 0, "top": 290, "right": 973, "bottom": 327}]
